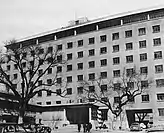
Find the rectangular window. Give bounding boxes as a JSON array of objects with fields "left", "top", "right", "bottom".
[
  {"left": 56, "top": 89, "right": 61, "bottom": 95},
  {"left": 13, "top": 74, "right": 17, "bottom": 79},
  {"left": 140, "top": 53, "right": 147, "bottom": 61},
  {"left": 89, "top": 73, "right": 95, "bottom": 80},
  {"left": 77, "top": 63, "right": 83, "bottom": 70},
  {"left": 14, "top": 64, "right": 18, "bottom": 69},
  {"left": 38, "top": 80, "right": 42, "bottom": 86},
  {"left": 139, "top": 40, "right": 146, "bottom": 48},
  {"left": 113, "top": 45, "right": 119, "bottom": 52},
  {"left": 126, "top": 68, "right": 134, "bottom": 77},
  {"left": 67, "top": 76, "right": 72, "bottom": 83},
  {"left": 153, "top": 38, "right": 161, "bottom": 46},
  {"left": 37, "top": 102, "right": 42, "bottom": 105},
  {"left": 39, "top": 59, "right": 44, "bottom": 65},
  {"left": 89, "top": 49, "right": 95, "bottom": 56},
  {"left": 57, "top": 44, "right": 62, "bottom": 50},
  {"left": 56, "top": 101, "right": 61, "bottom": 104},
  {"left": 127, "top": 82, "right": 134, "bottom": 89},
  {"left": 89, "top": 37, "right": 95, "bottom": 44},
  {"left": 156, "top": 79, "right": 164, "bottom": 87},
  {"left": 113, "top": 57, "right": 120, "bottom": 65},
  {"left": 153, "top": 25, "right": 160, "bottom": 33},
  {"left": 138, "top": 28, "right": 146, "bottom": 36},
  {"left": 67, "top": 42, "right": 73, "bottom": 49},
  {"left": 140, "top": 66, "right": 148, "bottom": 74},
  {"left": 155, "top": 65, "right": 163, "bottom": 73},
  {"left": 47, "top": 79, "right": 52, "bottom": 85},
  {"left": 114, "top": 97, "right": 121, "bottom": 103},
  {"left": 100, "top": 47, "right": 107, "bottom": 54},
  {"left": 157, "top": 94, "right": 164, "bottom": 101},
  {"left": 113, "top": 70, "right": 120, "bottom": 77},
  {"left": 126, "top": 42, "right": 133, "bottom": 50},
  {"left": 57, "top": 66, "right": 62, "bottom": 73},
  {"left": 78, "top": 40, "right": 83, "bottom": 47},
  {"left": 89, "top": 86, "right": 95, "bottom": 92},
  {"left": 39, "top": 48, "right": 44, "bottom": 54},
  {"left": 47, "top": 91, "right": 51, "bottom": 96},
  {"left": 57, "top": 78, "right": 62, "bottom": 84},
  {"left": 141, "top": 80, "right": 149, "bottom": 89},
  {"left": 22, "top": 62, "right": 26, "bottom": 68},
  {"left": 100, "top": 59, "right": 107, "bottom": 66},
  {"left": 154, "top": 51, "right": 162, "bottom": 59},
  {"left": 77, "top": 51, "right": 83, "bottom": 58},
  {"left": 128, "top": 95, "right": 135, "bottom": 103},
  {"left": 112, "top": 32, "right": 119, "bottom": 40},
  {"left": 77, "top": 75, "right": 83, "bottom": 81},
  {"left": 101, "top": 71, "right": 107, "bottom": 79},
  {"left": 67, "top": 65, "right": 72, "bottom": 71},
  {"left": 142, "top": 95, "right": 149, "bottom": 102},
  {"left": 22, "top": 52, "right": 27, "bottom": 58},
  {"left": 77, "top": 87, "right": 83, "bottom": 94},
  {"left": 113, "top": 83, "right": 121, "bottom": 90},
  {"left": 38, "top": 91, "right": 42, "bottom": 97},
  {"left": 38, "top": 69, "right": 43, "bottom": 76},
  {"left": 67, "top": 53, "right": 72, "bottom": 60},
  {"left": 101, "top": 84, "right": 107, "bottom": 92},
  {"left": 57, "top": 55, "right": 62, "bottom": 62},
  {"left": 89, "top": 61, "right": 95, "bottom": 68},
  {"left": 100, "top": 35, "right": 107, "bottom": 42},
  {"left": 48, "top": 47, "right": 53, "bottom": 53},
  {"left": 158, "top": 108, "right": 164, "bottom": 116},
  {"left": 46, "top": 101, "right": 51, "bottom": 105},
  {"left": 47, "top": 68, "right": 52, "bottom": 74},
  {"left": 125, "top": 30, "right": 132, "bottom": 38},
  {"left": 67, "top": 88, "right": 72, "bottom": 95},
  {"left": 126, "top": 55, "right": 133, "bottom": 63}
]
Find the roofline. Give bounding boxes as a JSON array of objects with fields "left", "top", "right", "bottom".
[{"left": 17, "top": 5, "right": 164, "bottom": 42}]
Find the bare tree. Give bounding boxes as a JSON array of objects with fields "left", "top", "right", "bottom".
[
  {"left": 0, "top": 41, "right": 67, "bottom": 123},
  {"left": 78, "top": 67, "right": 153, "bottom": 118}
]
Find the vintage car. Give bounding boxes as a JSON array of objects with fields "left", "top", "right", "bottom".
[{"left": 130, "top": 122, "right": 142, "bottom": 131}]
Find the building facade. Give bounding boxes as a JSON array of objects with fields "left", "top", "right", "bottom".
[{"left": 4, "top": 6, "right": 164, "bottom": 127}]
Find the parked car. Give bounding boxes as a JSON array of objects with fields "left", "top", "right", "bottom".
[
  {"left": 146, "top": 125, "right": 164, "bottom": 133},
  {"left": 130, "top": 122, "right": 142, "bottom": 131},
  {"left": 35, "top": 124, "right": 51, "bottom": 133}
]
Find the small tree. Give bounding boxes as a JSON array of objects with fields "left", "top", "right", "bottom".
[
  {"left": 0, "top": 41, "right": 67, "bottom": 123},
  {"left": 78, "top": 67, "right": 153, "bottom": 122}
]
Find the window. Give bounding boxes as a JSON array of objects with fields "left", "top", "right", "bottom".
[
  {"left": 77, "top": 63, "right": 83, "bottom": 70},
  {"left": 113, "top": 45, "right": 119, "bottom": 52},
  {"left": 112, "top": 32, "right": 119, "bottom": 40},
  {"left": 77, "top": 51, "right": 83, "bottom": 58},
  {"left": 67, "top": 76, "right": 72, "bottom": 83},
  {"left": 128, "top": 95, "right": 135, "bottom": 103},
  {"left": 138, "top": 28, "right": 146, "bottom": 36},
  {"left": 77, "top": 75, "right": 83, "bottom": 81},
  {"left": 113, "top": 57, "right": 120, "bottom": 65},
  {"left": 156, "top": 79, "right": 164, "bottom": 87},
  {"left": 57, "top": 66, "right": 62, "bottom": 73},
  {"left": 140, "top": 67, "right": 148, "bottom": 74},
  {"left": 101, "top": 59, "right": 107, "bottom": 66},
  {"left": 101, "top": 84, "right": 107, "bottom": 92},
  {"left": 67, "top": 53, "right": 72, "bottom": 60},
  {"left": 89, "top": 86, "right": 95, "bottom": 92},
  {"left": 30, "top": 61, "right": 34, "bottom": 66},
  {"left": 142, "top": 95, "right": 149, "bottom": 102},
  {"left": 31, "top": 50, "right": 35, "bottom": 56},
  {"left": 47, "top": 68, "right": 52, "bottom": 74},
  {"left": 153, "top": 38, "right": 161, "bottom": 46},
  {"left": 22, "top": 62, "right": 26, "bottom": 68},
  {"left": 14, "top": 64, "right": 18, "bottom": 69},
  {"left": 157, "top": 94, "right": 164, "bottom": 101},
  {"left": 89, "top": 49, "right": 95, "bottom": 56},
  {"left": 154, "top": 51, "right": 162, "bottom": 59},
  {"left": 126, "top": 42, "right": 133, "bottom": 50},
  {"left": 89, "top": 61, "right": 95, "bottom": 68},
  {"left": 7, "top": 65, "right": 10, "bottom": 71},
  {"left": 114, "top": 97, "right": 120, "bottom": 103},
  {"left": 39, "top": 59, "right": 44, "bottom": 65},
  {"left": 140, "top": 53, "right": 147, "bottom": 61},
  {"left": 67, "top": 64, "right": 72, "bottom": 71},
  {"left": 22, "top": 52, "right": 27, "bottom": 58},
  {"left": 38, "top": 80, "right": 42, "bottom": 86},
  {"left": 7, "top": 75, "right": 10, "bottom": 80},
  {"left": 125, "top": 30, "right": 132, "bottom": 38},
  {"left": 38, "top": 48, "right": 44, "bottom": 54},
  {"left": 47, "top": 79, "right": 52, "bottom": 85},
  {"left": 153, "top": 25, "right": 160, "bottom": 33},
  {"left": 67, "top": 42, "right": 73, "bottom": 49},
  {"left": 126, "top": 68, "right": 134, "bottom": 76},
  {"left": 57, "top": 44, "right": 62, "bottom": 50},
  {"left": 57, "top": 55, "right": 62, "bottom": 62},
  {"left": 38, "top": 69, "right": 43, "bottom": 76},
  {"left": 13, "top": 84, "right": 17, "bottom": 89},
  {"left": 113, "top": 70, "right": 120, "bottom": 77},
  {"left": 100, "top": 47, "right": 107, "bottom": 54},
  {"left": 56, "top": 101, "right": 61, "bottom": 104},
  {"left": 56, "top": 89, "right": 61, "bottom": 95},
  {"left": 46, "top": 101, "right": 51, "bottom": 105},
  {"left": 13, "top": 74, "right": 17, "bottom": 79},
  {"left": 78, "top": 40, "right": 83, "bottom": 47},
  {"left": 100, "top": 35, "right": 107, "bottom": 42},
  {"left": 101, "top": 97, "right": 108, "bottom": 102},
  {"left": 139, "top": 40, "right": 146, "bottom": 48},
  {"left": 158, "top": 108, "right": 164, "bottom": 116},
  {"left": 67, "top": 88, "right": 72, "bottom": 95},
  {"left": 48, "top": 47, "right": 53, "bottom": 53},
  {"left": 47, "top": 91, "right": 51, "bottom": 96},
  {"left": 38, "top": 91, "right": 42, "bottom": 97},
  {"left": 141, "top": 80, "right": 149, "bottom": 88},
  {"left": 127, "top": 82, "right": 134, "bottom": 89},
  {"left": 37, "top": 102, "right": 42, "bottom": 105},
  {"left": 113, "top": 83, "right": 121, "bottom": 90},
  {"left": 57, "top": 78, "right": 62, "bottom": 84},
  {"left": 126, "top": 55, "right": 133, "bottom": 63},
  {"left": 89, "top": 73, "right": 95, "bottom": 80},
  {"left": 77, "top": 87, "right": 83, "bottom": 94},
  {"left": 89, "top": 37, "right": 95, "bottom": 44},
  {"left": 101, "top": 72, "right": 107, "bottom": 79},
  {"left": 155, "top": 65, "right": 163, "bottom": 73}
]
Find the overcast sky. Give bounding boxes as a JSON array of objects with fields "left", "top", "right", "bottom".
[{"left": 0, "top": 0, "right": 164, "bottom": 45}]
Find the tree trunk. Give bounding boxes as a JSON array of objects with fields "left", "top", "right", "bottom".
[{"left": 18, "top": 101, "right": 27, "bottom": 124}]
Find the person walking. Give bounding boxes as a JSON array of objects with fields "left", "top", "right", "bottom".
[
  {"left": 78, "top": 123, "right": 81, "bottom": 132},
  {"left": 83, "top": 123, "right": 87, "bottom": 132}
]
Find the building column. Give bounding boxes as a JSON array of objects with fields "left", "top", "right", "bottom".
[
  {"left": 63, "top": 109, "right": 67, "bottom": 121},
  {"left": 54, "top": 35, "right": 57, "bottom": 41},
  {"left": 74, "top": 30, "right": 77, "bottom": 36},
  {"left": 96, "top": 25, "right": 99, "bottom": 31},
  {"left": 147, "top": 14, "right": 150, "bottom": 20},
  {"left": 89, "top": 107, "right": 92, "bottom": 123},
  {"left": 121, "top": 19, "right": 123, "bottom": 25},
  {"left": 36, "top": 39, "right": 39, "bottom": 45}
]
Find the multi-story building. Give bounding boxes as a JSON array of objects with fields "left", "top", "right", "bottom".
[{"left": 4, "top": 5, "right": 164, "bottom": 128}]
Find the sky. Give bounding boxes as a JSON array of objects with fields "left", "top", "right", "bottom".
[{"left": 0, "top": 0, "right": 164, "bottom": 45}]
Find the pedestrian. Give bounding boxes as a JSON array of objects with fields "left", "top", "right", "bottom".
[
  {"left": 83, "top": 123, "right": 86, "bottom": 132},
  {"left": 87, "top": 123, "right": 92, "bottom": 133},
  {"left": 78, "top": 123, "right": 81, "bottom": 132}
]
